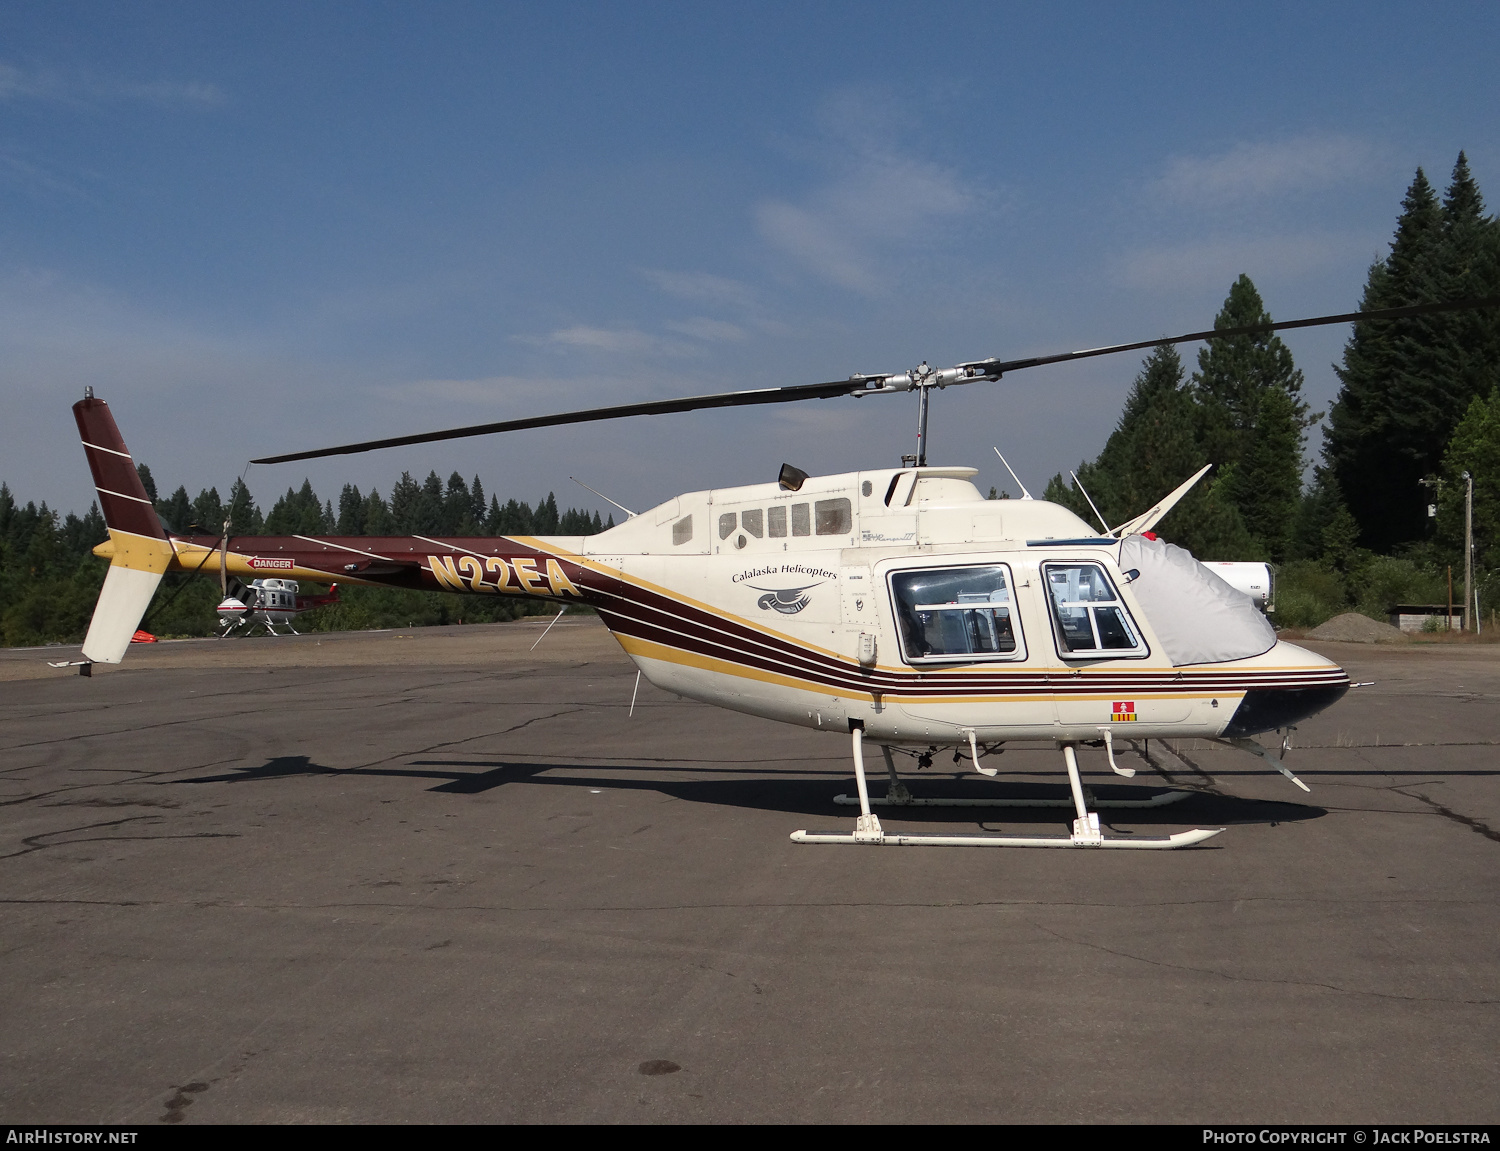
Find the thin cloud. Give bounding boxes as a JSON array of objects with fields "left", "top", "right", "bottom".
[
  {"left": 1112, "top": 233, "right": 1366, "bottom": 292},
  {"left": 542, "top": 326, "right": 659, "bottom": 355},
  {"left": 0, "top": 62, "right": 224, "bottom": 109},
  {"left": 0, "top": 149, "right": 87, "bottom": 197},
  {"left": 376, "top": 374, "right": 591, "bottom": 408},
  {"left": 664, "top": 317, "right": 747, "bottom": 342},
  {"left": 639, "top": 269, "right": 758, "bottom": 310},
  {"left": 754, "top": 90, "right": 979, "bottom": 292},
  {"left": 1153, "top": 135, "right": 1374, "bottom": 206}
]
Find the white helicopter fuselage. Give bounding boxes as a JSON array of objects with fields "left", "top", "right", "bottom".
[{"left": 567, "top": 466, "right": 1345, "bottom": 746}]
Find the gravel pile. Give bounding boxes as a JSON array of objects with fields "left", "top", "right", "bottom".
[{"left": 1305, "top": 612, "right": 1410, "bottom": 644}]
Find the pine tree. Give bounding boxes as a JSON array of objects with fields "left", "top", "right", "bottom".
[
  {"left": 136, "top": 464, "right": 158, "bottom": 503},
  {"left": 442, "top": 472, "right": 472, "bottom": 534},
  {"left": 363, "top": 488, "right": 392, "bottom": 535},
  {"left": 1433, "top": 153, "right": 1500, "bottom": 430},
  {"left": 226, "top": 478, "right": 262, "bottom": 534},
  {"left": 1289, "top": 467, "right": 1346, "bottom": 561},
  {"left": 192, "top": 487, "right": 225, "bottom": 534},
  {"left": 534, "top": 493, "right": 560, "bottom": 534},
  {"left": 389, "top": 472, "right": 421, "bottom": 532},
  {"left": 1323, "top": 162, "right": 1494, "bottom": 551},
  {"left": 337, "top": 484, "right": 366, "bottom": 534},
  {"left": 1437, "top": 389, "right": 1500, "bottom": 572},
  {"left": 264, "top": 480, "right": 326, "bottom": 535},
  {"left": 470, "top": 476, "right": 486, "bottom": 527},
  {"left": 1043, "top": 344, "right": 1257, "bottom": 559},
  {"left": 159, "top": 485, "right": 194, "bottom": 533},
  {"left": 1190, "top": 275, "right": 1312, "bottom": 560},
  {"left": 415, "top": 472, "right": 444, "bottom": 534}
]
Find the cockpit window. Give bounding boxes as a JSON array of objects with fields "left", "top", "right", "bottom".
[
  {"left": 1044, "top": 562, "right": 1145, "bottom": 657},
  {"left": 672, "top": 515, "right": 693, "bottom": 545},
  {"left": 889, "top": 565, "right": 1023, "bottom": 663}
]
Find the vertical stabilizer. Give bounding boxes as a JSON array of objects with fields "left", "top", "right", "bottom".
[{"left": 73, "top": 396, "right": 174, "bottom": 664}]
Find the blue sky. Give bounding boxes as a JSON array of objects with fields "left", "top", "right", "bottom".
[{"left": 4, "top": 2, "right": 1498, "bottom": 523}]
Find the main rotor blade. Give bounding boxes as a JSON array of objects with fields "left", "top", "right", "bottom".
[
  {"left": 250, "top": 377, "right": 870, "bottom": 464},
  {"left": 964, "top": 295, "right": 1500, "bottom": 376},
  {"left": 253, "top": 294, "right": 1500, "bottom": 465}
]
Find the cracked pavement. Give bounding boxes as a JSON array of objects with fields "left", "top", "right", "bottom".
[{"left": 0, "top": 621, "right": 1496, "bottom": 1123}]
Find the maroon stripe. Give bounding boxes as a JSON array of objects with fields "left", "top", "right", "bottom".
[
  {"left": 94, "top": 489, "right": 161, "bottom": 539},
  {"left": 73, "top": 398, "right": 165, "bottom": 540},
  {"left": 599, "top": 578, "right": 1349, "bottom": 699}
]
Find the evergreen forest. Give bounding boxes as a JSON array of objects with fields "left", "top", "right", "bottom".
[
  {"left": 5, "top": 153, "right": 1499, "bottom": 646},
  {"left": 1044, "top": 152, "right": 1500, "bottom": 630}
]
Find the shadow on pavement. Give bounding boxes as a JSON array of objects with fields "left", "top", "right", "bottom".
[{"left": 181, "top": 754, "right": 1326, "bottom": 829}]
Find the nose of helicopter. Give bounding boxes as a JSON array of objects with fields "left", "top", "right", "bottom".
[{"left": 1220, "top": 642, "right": 1351, "bottom": 737}]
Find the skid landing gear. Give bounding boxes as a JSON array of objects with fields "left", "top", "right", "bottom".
[{"left": 791, "top": 732, "right": 1223, "bottom": 849}]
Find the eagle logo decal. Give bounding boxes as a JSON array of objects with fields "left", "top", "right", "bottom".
[{"left": 750, "top": 583, "right": 820, "bottom": 615}]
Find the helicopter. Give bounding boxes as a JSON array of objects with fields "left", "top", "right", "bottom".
[
  {"left": 216, "top": 577, "right": 340, "bottom": 636},
  {"left": 66, "top": 294, "right": 1500, "bottom": 849}
]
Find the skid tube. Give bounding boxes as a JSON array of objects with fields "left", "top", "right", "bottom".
[
  {"left": 793, "top": 729, "right": 1223, "bottom": 849},
  {"left": 831, "top": 790, "right": 1193, "bottom": 810},
  {"left": 789, "top": 827, "right": 1223, "bottom": 848}
]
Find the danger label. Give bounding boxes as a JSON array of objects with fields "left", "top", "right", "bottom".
[{"left": 250, "top": 557, "right": 294, "bottom": 570}]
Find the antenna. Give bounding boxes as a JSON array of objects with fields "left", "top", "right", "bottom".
[
  {"left": 992, "top": 447, "right": 1033, "bottom": 500},
  {"left": 1070, "top": 470, "right": 1109, "bottom": 534},
  {"left": 530, "top": 606, "right": 568, "bottom": 651},
  {"left": 569, "top": 476, "right": 635, "bottom": 518}
]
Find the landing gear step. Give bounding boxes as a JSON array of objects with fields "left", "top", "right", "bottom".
[{"left": 832, "top": 790, "right": 1193, "bottom": 810}]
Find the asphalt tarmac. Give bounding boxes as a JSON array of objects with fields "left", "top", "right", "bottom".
[{"left": 1, "top": 620, "right": 1497, "bottom": 1124}]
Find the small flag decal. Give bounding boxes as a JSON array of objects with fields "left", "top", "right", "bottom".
[{"left": 1111, "top": 701, "right": 1136, "bottom": 722}]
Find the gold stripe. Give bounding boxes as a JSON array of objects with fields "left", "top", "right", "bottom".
[
  {"left": 618, "top": 634, "right": 863, "bottom": 701},
  {"left": 618, "top": 634, "right": 1251, "bottom": 708}
]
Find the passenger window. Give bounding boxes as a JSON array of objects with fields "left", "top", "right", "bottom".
[
  {"left": 1044, "top": 563, "right": 1144, "bottom": 657},
  {"left": 791, "top": 504, "right": 810, "bottom": 536},
  {"left": 767, "top": 506, "right": 787, "bottom": 537},
  {"left": 814, "top": 498, "right": 851, "bottom": 535},
  {"left": 889, "top": 565, "right": 1022, "bottom": 663},
  {"left": 672, "top": 515, "right": 693, "bottom": 545},
  {"left": 742, "top": 508, "right": 764, "bottom": 538},
  {"left": 719, "top": 512, "right": 737, "bottom": 540}
]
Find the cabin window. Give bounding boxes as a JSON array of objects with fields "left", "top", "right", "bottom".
[
  {"left": 767, "top": 506, "right": 787, "bottom": 537},
  {"left": 742, "top": 508, "right": 764, "bottom": 538},
  {"left": 719, "top": 512, "right": 737, "bottom": 540},
  {"left": 815, "top": 498, "right": 851, "bottom": 536},
  {"left": 672, "top": 515, "right": 693, "bottom": 545},
  {"left": 791, "top": 503, "right": 810, "bottom": 536},
  {"left": 1043, "top": 563, "right": 1145, "bottom": 657},
  {"left": 889, "top": 565, "right": 1022, "bottom": 664}
]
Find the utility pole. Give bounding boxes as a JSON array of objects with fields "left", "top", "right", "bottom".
[{"left": 1463, "top": 471, "right": 1474, "bottom": 632}]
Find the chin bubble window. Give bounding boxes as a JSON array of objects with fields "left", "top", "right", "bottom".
[
  {"left": 1044, "top": 562, "right": 1145, "bottom": 657},
  {"left": 888, "top": 565, "right": 1023, "bottom": 664}
]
